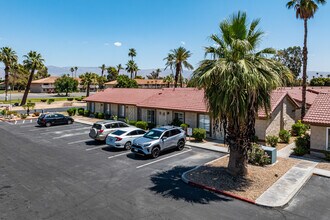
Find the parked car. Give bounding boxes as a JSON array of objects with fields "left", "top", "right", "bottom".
[
  {"left": 89, "top": 120, "right": 130, "bottom": 141},
  {"left": 37, "top": 113, "right": 74, "bottom": 127},
  {"left": 106, "top": 127, "right": 146, "bottom": 150},
  {"left": 131, "top": 126, "right": 186, "bottom": 158}
]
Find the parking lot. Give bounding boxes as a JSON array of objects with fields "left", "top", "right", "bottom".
[{"left": 1, "top": 119, "right": 329, "bottom": 219}]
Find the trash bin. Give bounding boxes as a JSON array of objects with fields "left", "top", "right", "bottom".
[{"left": 261, "top": 145, "right": 277, "bottom": 164}]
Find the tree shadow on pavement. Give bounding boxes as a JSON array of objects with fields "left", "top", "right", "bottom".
[{"left": 148, "top": 166, "right": 232, "bottom": 204}]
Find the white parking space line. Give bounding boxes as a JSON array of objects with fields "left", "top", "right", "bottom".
[
  {"left": 85, "top": 145, "right": 108, "bottom": 151},
  {"left": 67, "top": 139, "right": 93, "bottom": 145},
  {"left": 41, "top": 127, "right": 90, "bottom": 135},
  {"left": 52, "top": 131, "right": 90, "bottom": 139},
  {"left": 136, "top": 149, "right": 192, "bottom": 169},
  {"left": 108, "top": 152, "right": 130, "bottom": 159}
]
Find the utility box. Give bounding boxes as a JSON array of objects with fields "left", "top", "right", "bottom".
[{"left": 261, "top": 146, "right": 277, "bottom": 164}]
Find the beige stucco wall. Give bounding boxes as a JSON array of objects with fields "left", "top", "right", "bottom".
[
  {"left": 185, "top": 112, "right": 197, "bottom": 128},
  {"left": 266, "top": 104, "right": 282, "bottom": 137},
  {"left": 140, "top": 108, "right": 149, "bottom": 122},
  {"left": 156, "top": 109, "right": 173, "bottom": 126},
  {"left": 310, "top": 125, "right": 328, "bottom": 151},
  {"left": 126, "top": 105, "right": 137, "bottom": 121},
  {"left": 255, "top": 118, "right": 269, "bottom": 140},
  {"left": 283, "top": 98, "right": 296, "bottom": 131},
  {"left": 94, "top": 103, "right": 103, "bottom": 113},
  {"left": 110, "top": 104, "right": 118, "bottom": 116},
  {"left": 30, "top": 84, "right": 43, "bottom": 93}
]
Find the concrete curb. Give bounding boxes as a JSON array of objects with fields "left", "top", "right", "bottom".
[
  {"left": 185, "top": 143, "right": 229, "bottom": 154},
  {"left": 313, "top": 168, "right": 330, "bottom": 178},
  {"left": 74, "top": 119, "right": 94, "bottom": 126},
  {"left": 181, "top": 155, "right": 255, "bottom": 205}
]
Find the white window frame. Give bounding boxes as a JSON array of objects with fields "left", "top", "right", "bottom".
[
  {"left": 326, "top": 127, "right": 330, "bottom": 151},
  {"left": 174, "top": 112, "right": 184, "bottom": 123}
]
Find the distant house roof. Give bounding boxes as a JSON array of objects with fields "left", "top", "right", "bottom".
[
  {"left": 307, "top": 86, "right": 330, "bottom": 94},
  {"left": 137, "top": 88, "right": 208, "bottom": 113},
  {"left": 31, "top": 76, "right": 81, "bottom": 84},
  {"left": 275, "top": 87, "right": 322, "bottom": 106},
  {"left": 104, "top": 79, "right": 168, "bottom": 86},
  {"left": 84, "top": 88, "right": 161, "bottom": 105},
  {"left": 303, "top": 93, "right": 330, "bottom": 126}
]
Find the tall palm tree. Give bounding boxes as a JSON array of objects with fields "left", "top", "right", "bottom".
[
  {"left": 0, "top": 47, "right": 18, "bottom": 101},
  {"left": 287, "top": 0, "right": 326, "bottom": 119},
  {"left": 164, "top": 53, "right": 175, "bottom": 75},
  {"left": 74, "top": 66, "right": 78, "bottom": 78},
  {"left": 99, "top": 64, "right": 106, "bottom": 77},
  {"left": 21, "top": 51, "right": 45, "bottom": 105},
  {"left": 128, "top": 48, "right": 137, "bottom": 61},
  {"left": 192, "top": 12, "right": 291, "bottom": 176},
  {"left": 70, "top": 67, "right": 75, "bottom": 78},
  {"left": 79, "top": 72, "right": 98, "bottom": 97},
  {"left": 116, "top": 64, "right": 124, "bottom": 74},
  {"left": 164, "top": 47, "right": 193, "bottom": 88},
  {"left": 163, "top": 74, "right": 174, "bottom": 88},
  {"left": 126, "top": 60, "right": 139, "bottom": 79}
]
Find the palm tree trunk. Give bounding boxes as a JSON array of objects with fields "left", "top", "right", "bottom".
[
  {"left": 21, "top": 69, "right": 35, "bottom": 106},
  {"left": 4, "top": 67, "right": 9, "bottom": 101},
  {"left": 301, "top": 18, "right": 308, "bottom": 119},
  {"left": 174, "top": 64, "right": 181, "bottom": 88},
  {"left": 86, "top": 83, "right": 90, "bottom": 97}
]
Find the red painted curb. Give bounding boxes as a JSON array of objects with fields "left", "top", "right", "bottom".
[{"left": 188, "top": 180, "right": 256, "bottom": 204}]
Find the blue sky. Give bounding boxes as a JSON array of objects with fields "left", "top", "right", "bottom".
[{"left": 1, "top": 0, "right": 329, "bottom": 72}]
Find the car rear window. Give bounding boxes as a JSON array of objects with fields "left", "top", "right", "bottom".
[
  {"left": 92, "top": 124, "right": 102, "bottom": 130},
  {"left": 112, "top": 130, "right": 126, "bottom": 136}
]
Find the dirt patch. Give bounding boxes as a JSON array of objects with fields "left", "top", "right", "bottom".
[
  {"left": 185, "top": 156, "right": 298, "bottom": 201},
  {"left": 316, "top": 162, "right": 330, "bottom": 171},
  {"left": 258, "top": 137, "right": 296, "bottom": 151}
]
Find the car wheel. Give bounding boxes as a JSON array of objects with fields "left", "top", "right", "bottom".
[
  {"left": 45, "top": 122, "right": 51, "bottom": 127},
  {"left": 151, "top": 146, "right": 160, "bottom": 159},
  {"left": 124, "top": 142, "right": 132, "bottom": 150},
  {"left": 177, "top": 139, "right": 185, "bottom": 151},
  {"left": 68, "top": 120, "right": 73, "bottom": 124}
]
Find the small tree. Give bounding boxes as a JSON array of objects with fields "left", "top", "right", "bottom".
[
  {"left": 54, "top": 74, "right": 79, "bottom": 96},
  {"left": 22, "top": 101, "right": 35, "bottom": 116},
  {"left": 115, "top": 75, "right": 138, "bottom": 88}
]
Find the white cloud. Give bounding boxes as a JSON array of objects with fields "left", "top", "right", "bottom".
[
  {"left": 114, "top": 42, "right": 122, "bottom": 47},
  {"left": 181, "top": 41, "right": 185, "bottom": 45}
]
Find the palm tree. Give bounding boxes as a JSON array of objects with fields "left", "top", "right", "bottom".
[
  {"left": 74, "top": 66, "right": 78, "bottom": 78},
  {"left": 126, "top": 60, "right": 139, "bottom": 79},
  {"left": 147, "top": 69, "right": 161, "bottom": 79},
  {"left": 163, "top": 74, "right": 174, "bottom": 88},
  {"left": 128, "top": 48, "right": 137, "bottom": 61},
  {"left": 79, "top": 72, "right": 98, "bottom": 97},
  {"left": 0, "top": 47, "right": 18, "bottom": 101},
  {"left": 327, "top": 74, "right": 330, "bottom": 78},
  {"left": 287, "top": 0, "right": 326, "bottom": 119},
  {"left": 99, "top": 64, "right": 106, "bottom": 77},
  {"left": 164, "top": 47, "right": 193, "bottom": 88},
  {"left": 116, "top": 64, "right": 124, "bottom": 74},
  {"left": 70, "top": 67, "right": 74, "bottom": 78},
  {"left": 106, "top": 66, "right": 118, "bottom": 81},
  {"left": 21, "top": 51, "right": 45, "bottom": 105},
  {"left": 192, "top": 12, "right": 290, "bottom": 176}
]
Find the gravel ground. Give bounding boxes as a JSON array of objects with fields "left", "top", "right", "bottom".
[
  {"left": 186, "top": 156, "right": 298, "bottom": 201},
  {"left": 316, "top": 162, "right": 330, "bottom": 171}
]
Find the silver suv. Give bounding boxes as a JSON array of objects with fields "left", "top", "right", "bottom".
[
  {"left": 89, "top": 120, "right": 130, "bottom": 141},
  {"left": 131, "top": 126, "right": 186, "bottom": 158}
]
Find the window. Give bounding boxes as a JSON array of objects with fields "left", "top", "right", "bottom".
[
  {"left": 199, "top": 114, "right": 210, "bottom": 132},
  {"left": 174, "top": 112, "right": 184, "bottom": 123},
  {"left": 112, "top": 130, "right": 126, "bottom": 136},
  {"left": 170, "top": 129, "right": 181, "bottom": 136},
  {"left": 162, "top": 131, "right": 170, "bottom": 138},
  {"left": 118, "top": 122, "right": 129, "bottom": 128},
  {"left": 137, "top": 130, "right": 146, "bottom": 135},
  {"left": 327, "top": 128, "right": 330, "bottom": 151},
  {"left": 105, "top": 123, "right": 119, "bottom": 129},
  {"left": 147, "top": 110, "right": 155, "bottom": 124},
  {"left": 118, "top": 105, "right": 125, "bottom": 118},
  {"left": 106, "top": 104, "right": 110, "bottom": 114},
  {"left": 128, "top": 131, "right": 138, "bottom": 136},
  {"left": 90, "top": 102, "right": 95, "bottom": 112}
]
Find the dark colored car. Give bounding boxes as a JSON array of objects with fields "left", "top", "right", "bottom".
[{"left": 37, "top": 113, "right": 74, "bottom": 127}]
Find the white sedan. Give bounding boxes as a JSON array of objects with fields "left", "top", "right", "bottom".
[{"left": 106, "top": 127, "right": 146, "bottom": 150}]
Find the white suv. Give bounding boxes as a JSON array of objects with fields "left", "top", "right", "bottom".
[{"left": 89, "top": 120, "right": 130, "bottom": 141}]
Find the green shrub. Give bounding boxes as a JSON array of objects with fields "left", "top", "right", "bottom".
[
  {"left": 171, "top": 118, "right": 183, "bottom": 127},
  {"left": 293, "top": 134, "right": 310, "bottom": 156},
  {"left": 279, "top": 130, "right": 291, "bottom": 143},
  {"left": 192, "top": 128, "right": 206, "bottom": 142},
  {"left": 251, "top": 135, "right": 259, "bottom": 143},
  {"left": 248, "top": 144, "right": 271, "bottom": 166},
  {"left": 40, "top": 99, "right": 47, "bottom": 102},
  {"left": 180, "top": 123, "right": 189, "bottom": 130},
  {"left": 20, "top": 113, "right": 27, "bottom": 119},
  {"left": 77, "top": 108, "right": 84, "bottom": 116},
  {"left": 67, "top": 98, "right": 74, "bottom": 101},
  {"left": 0, "top": 109, "right": 6, "bottom": 115},
  {"left": 47, "top": 99, "right": 55, "bottom": 104},
  {"left": 67, "top": 108, "right": 77, "bottom": 116},
  {"left": 84, "top": 110, "right": 90, "bottom": 117},
  {"left": 7, "top": 110, "right": 18, "bottom": 116},
  {"left": 75, "top": 97, "right": 82, "bottom": 101},
  {"left": 291, "top": 120, "right": 308, "bottom": 136},
  {"left": 266, "top": 135, "right": 279, "bottom": 148},
  {"left": 128, "top": 120, "right": 137, "bottom": 126},
  {"left": 94, "top": 112, "right": 99, "bottom": 118},
  {"left": 97, "top": 112, "right": 105, "bottom": 119},
  {"left": 135, "top": 121, "right": 148, "bottom": 130}
]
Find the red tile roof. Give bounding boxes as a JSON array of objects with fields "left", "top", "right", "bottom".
[
  {"left": 258, "top": 91, "right": 288, "bottom": 118},
  {"left": 276, "top": 87, "right": 318, "bottom": 106},
  {"left": 137, "top": 88, "right": 208, "bottom": 112},
  {"left": 84, "top": 88, "right": 161, "bottom": 105},
  {"left": 303, "top": 93, "right": 330, "bottom": 126},
  {"left": 307, "top": 87, "right": 330, "bottom": 94}
]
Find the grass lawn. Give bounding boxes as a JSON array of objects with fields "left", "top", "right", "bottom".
[{"left": 0, "top": 97, "right": 70, "bottom": 104}]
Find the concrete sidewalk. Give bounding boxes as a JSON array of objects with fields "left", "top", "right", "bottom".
[
  {"left": 256, "top": 160, "right": 318, "bottom": 207},
  {"left": 185, "top": 140, "right": 229, "bottom": 153}
]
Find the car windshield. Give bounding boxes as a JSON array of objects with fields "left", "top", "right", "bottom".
[
  {"left": 112, "top": 130, "right": 126, "bottom": 136},
  {"left": 143, "top": 130, "right": 163, "bottom": 140},
  {"left": 92, "top": 124, "right": 102, "bottom": 130}
]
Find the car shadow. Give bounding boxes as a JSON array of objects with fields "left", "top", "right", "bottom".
[
  {"left": 101, "top": 147, "right": 127, "bottom": 153},
  {"left": 85, "top": 140, "right": 105, "bottom": 146},
  {"left": 148, "top": 165, "right": 232, "bottom": 204},
  {"left": 127, "top": 148, "right": 180, "bottom": 161}
]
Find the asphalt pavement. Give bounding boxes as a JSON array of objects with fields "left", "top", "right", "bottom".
[{"left": 0, "top": 120, "right": 329, "bottom": 220}]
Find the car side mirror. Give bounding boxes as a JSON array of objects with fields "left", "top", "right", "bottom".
[{"left": 161, "top": 137, "right": 167, "bottom": 141}]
